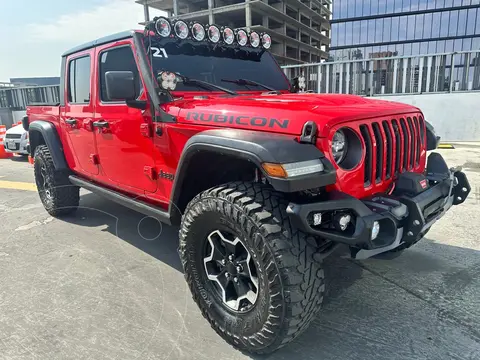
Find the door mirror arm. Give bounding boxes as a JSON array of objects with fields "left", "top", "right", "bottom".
[{"left": 126, "top": 100, "right": 148, "bottom": 110}]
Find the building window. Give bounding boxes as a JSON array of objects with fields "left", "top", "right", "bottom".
[
  {"left": 466, "top": 8, "right": 477, "bottom": 34},
  {"left": 330, "top": 0, "right": 480, "bottom": 60}
]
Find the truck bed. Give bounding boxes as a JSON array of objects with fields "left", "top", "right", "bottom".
[
  {"left": 26, "top": 105, "right": 61, "bottom": 125},
  {"left": 29, "top": 102, "right": 60, "bottom": 107}
]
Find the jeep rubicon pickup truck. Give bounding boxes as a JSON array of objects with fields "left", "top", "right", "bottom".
[{"left": 24, "top": 18, "right": 470, "bottom": 354}]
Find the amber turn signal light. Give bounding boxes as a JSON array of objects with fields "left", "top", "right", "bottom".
[{"left": 262, "top": 163, "right": 287, "bottom": 178}]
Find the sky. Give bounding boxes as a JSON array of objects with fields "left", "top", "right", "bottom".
[{"left": 0, "top": 0, "right": 165, "bottom": 82}]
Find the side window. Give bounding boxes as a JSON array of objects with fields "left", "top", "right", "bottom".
[
  {"left": 68, "top": 56, "right": 91, "bottom": 104},
  {"left": 99, "top": 46, "right": 142, "bottom": 102}
]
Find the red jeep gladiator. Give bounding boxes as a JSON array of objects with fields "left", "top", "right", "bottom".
[{"left": 24, "top": 17, "right": 470, "bottom": 354}]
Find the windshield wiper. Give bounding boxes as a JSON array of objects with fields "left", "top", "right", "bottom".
[
  {"left": 221, "top": 78, "right": 277, "bottom": 92},
  {"left": 169, "top": 72, "right": 238, "bottom": 96}
]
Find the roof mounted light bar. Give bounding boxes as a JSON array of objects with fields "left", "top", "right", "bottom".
[{"left": 151, "top": 17, "right": 272, "bottom": 49}]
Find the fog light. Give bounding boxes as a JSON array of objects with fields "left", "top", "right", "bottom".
[
  {"left": 333, "top": 213, "right": 351, "bottom": 231},
  {"left": 313, "top": 213, "right": 322, "bottom": 226},
  {"left": 338, "top": 214, "right": 351, "bottom": 231},
  {"left": 371, "top": 221, "right": 380, "bottom": 240}
]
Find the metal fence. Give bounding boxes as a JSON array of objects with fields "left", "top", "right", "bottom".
[
  {"left": 0, "top": 85, "right": 60, "bottom": 110},
  {"left": 282, "top": 50, "right": 480, "bottom": 96},
  {"left": 2, "top": 50, "right": 480, "bottom": 110}
]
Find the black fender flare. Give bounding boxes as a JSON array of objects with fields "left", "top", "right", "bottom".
[
  {"left": 29, "top": 121, "right": 68, "bottom": 170},
  {"left": 169, "top": 128, "right": 336, "bottom": 215}
]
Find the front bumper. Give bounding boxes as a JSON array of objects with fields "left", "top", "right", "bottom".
[
  {"left": 3, "top": 138, "right": 29, "bottom": 155},
  {"left": 286, "top": 152, "right": 471, "bottom": 260}
]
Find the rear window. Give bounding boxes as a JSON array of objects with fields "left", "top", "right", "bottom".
[{"left": 68, "top": 56, "right": 91, "bottom": 104}]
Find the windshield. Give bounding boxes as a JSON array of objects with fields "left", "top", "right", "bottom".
[{"left": 143, "top": 36, "right": 290, "bottom": 92}]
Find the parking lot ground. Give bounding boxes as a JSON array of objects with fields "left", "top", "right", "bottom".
[{"left": 0, "top": 147, "right": 480, "bottom": 360}]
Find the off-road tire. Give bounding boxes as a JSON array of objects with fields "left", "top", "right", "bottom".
[
  {"left": 179, "top": 181, "right": 325, "bottom": 354},
  {"left": 34, "top": 145, "right": 79, "bottom": 216}
]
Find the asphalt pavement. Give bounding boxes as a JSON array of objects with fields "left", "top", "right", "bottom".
[{"left": 0, "top": 146, "right": 479, "bottom": 360}]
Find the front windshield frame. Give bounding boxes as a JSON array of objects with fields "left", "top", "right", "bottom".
[{"left": 142, "top": 34, "right": 291, "bottom": 93}]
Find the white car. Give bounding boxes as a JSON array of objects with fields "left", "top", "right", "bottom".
[{"left": 3, "top": 124, "right": 29, "bottom": 156}]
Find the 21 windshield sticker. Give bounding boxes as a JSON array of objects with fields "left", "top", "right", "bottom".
[{"left": 148, "top": 47, "right": 168, "bottom": 58}]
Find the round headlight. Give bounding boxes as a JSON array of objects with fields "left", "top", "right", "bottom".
[
  {"left": 261, "top": 33, "right": 272, "bottom": 49},
  {"left": 330, "top": 128, "right": 363, "bottom": 170},
  {"left": 174, "top": 20, "right": 189, "bottom": 39},
  {"left": 207, "top": 25, "right": 221, "bottom": 43},
  {"left": 191, "top": 22, "right": 205, "bottom": 41},
  {"left": 249, "top": 31, "right": 260, "bottom": 48},
  {"left": 223, "top": 27, "right": 234, "bottom": 45},
  {"left": 155, "top": 17, "right": 172, "bottom": 38},
  {"left": 332, "top": 130, "right": 347, "bottom": 163},
  {"left": 237, "top": 29, "right": 248, "bottom": 46}
]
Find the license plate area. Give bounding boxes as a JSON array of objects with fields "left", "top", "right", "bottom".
[{"left": 7, "top": 141, "right": 17, "bottom": 150}]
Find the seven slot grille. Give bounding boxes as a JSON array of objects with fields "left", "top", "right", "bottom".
[{"left": 359, "top": 116, "right": 425, "bottom": 187}]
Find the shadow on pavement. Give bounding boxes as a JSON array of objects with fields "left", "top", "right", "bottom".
[
  {"left": 61, "top": 192, "right": 480, "bottom": 360},
  {"left": 63, "top": 192, "right": 183, "bottom": 272},
  {"left": 9, "top": 155, "right": 29, "bottom": 162}
]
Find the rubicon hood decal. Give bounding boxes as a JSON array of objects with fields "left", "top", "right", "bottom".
[
  {"left": 176, "top": 93, "right": 421, "bottom": 136},
  {"left": 186, "top": 112, "right": 289, "bottom": 129}
]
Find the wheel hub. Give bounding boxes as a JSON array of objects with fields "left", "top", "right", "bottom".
[
  {"left": 203, "top": 230, "right": 259, "bottom": 312},
  {"left": 225, "top": 262, "right": 237, "bottom": 276},
  {"left": 39, "top": 163, "right": 53, "bottom": 201}
]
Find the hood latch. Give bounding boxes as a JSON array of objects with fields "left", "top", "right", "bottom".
[{"left": 299, "top": 121, "right": 318, "bottom": 144}]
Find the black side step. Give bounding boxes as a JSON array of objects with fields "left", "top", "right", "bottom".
[{"left": 69, "top": 175, "right": 171, "bottom": 225}]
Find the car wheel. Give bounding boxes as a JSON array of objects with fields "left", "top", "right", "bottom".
[
  {"left": 34, "top": 145, "right": 79, "bottom": 216},
  {"left": 179, "top": 181, "right": 325, "bottom": 354}
]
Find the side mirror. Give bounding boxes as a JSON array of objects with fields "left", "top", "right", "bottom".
[
  {"left": 22, "top": 115, "right": 29, "bottom": 131},
  {"left": 105, "top": 71, "right": 136, "bottom": 101}
]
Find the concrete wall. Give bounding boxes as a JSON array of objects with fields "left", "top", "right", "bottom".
[
  {"left": 375, "top": 92, "right": 480, "bottom": 142},
  {"left": 0, "top": 109, "right": 25, "bottom": 128},
  {"left": 12, "top": 110, "right": 26, "bottom": 123}
]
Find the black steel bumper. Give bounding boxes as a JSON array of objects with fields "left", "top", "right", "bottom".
[{"left": 286, "top": 153, "right": 471, "bottom": 259}]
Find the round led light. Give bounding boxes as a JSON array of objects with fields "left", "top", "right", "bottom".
[
  {"left": 223, "top": 27, "right": 234, "bottom": 45},
  {"left": 249, "top": 31, "right": 260, "bottom": 48},
  {"left": 155, "top": 17, "right": 172, "bottom": 38},
  {"left": 159, "top": 71, "right": 178, "bottom": 91},
  {"left": 207, "top": 25, "right": 221, "bottom": 43},
  {"left": 191, "top": 22, "right": 205, "bottom": 41},
  {"left": 261, "top": 33, "right": 272, "bottom": 49},
  {"left": 237, "top": 29, "right": 248, "bottom": 46},
  {"left": 174, "top": 20, "right": 189, "bottom": 39}
]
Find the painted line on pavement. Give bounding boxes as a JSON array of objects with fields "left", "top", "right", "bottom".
[
  {"left": 0, "top": 180, "right": 37, "bottom": 192},
  {"left": 438, "top": 143, "right": 455, "bottom": 149}
]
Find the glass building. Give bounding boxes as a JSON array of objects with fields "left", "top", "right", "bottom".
[{"left": 331, "top": 0, "right": 480, "bottom": 61}]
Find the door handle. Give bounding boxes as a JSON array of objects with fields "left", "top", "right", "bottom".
[
  {"left": 92, "top": 120, "right": 109, "bottom": 129},
  {"left": 65, "top": 118, "right": 77, "bottom": 125}
]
